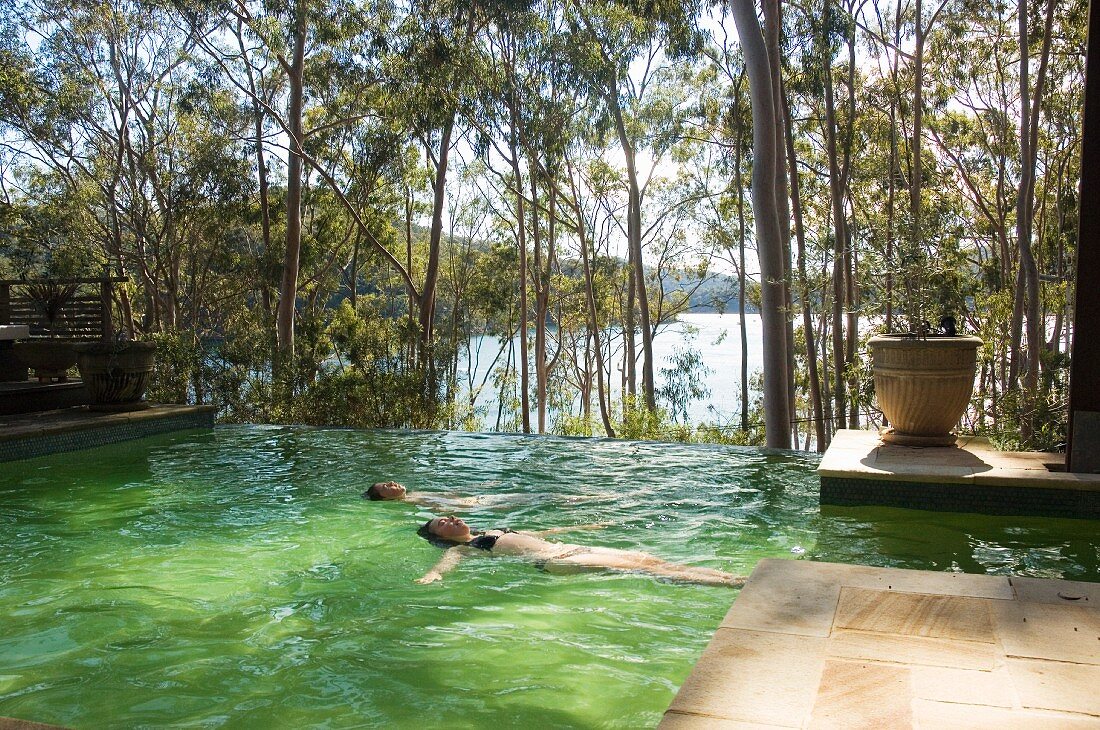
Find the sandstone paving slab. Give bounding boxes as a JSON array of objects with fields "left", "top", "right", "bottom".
[
  {"left": 825, "top": 629, "right": 998, "bottom": 670},
  {"left": 909, "top": 665, "right": 1018, "bottom": 707},
  {"left": 657, "top": 711, "right": 789, "bottom": 729},
  {"left": 666, "top": 628, "right": 826, "bottom": 727},
  {"left": 912, "top": 699, "right": 1100, "bottom": 729},
  {"left": 718, "top": 560, "right": 841, "bottom": 637},
  {"left": 784, "top": 559, "right": 1012, "bottom": 600},
  {"left": 833, "top": 587, "right": 995, "bottom": 641},
  {"left": 666, "top": 559, "right": 1099, "bottom": 728},
  {"left": 991, "top": 599, "right": 1100, "bottom": 665},
  {"left": 1006, "top": 658, "right": 1100, "bottom": 716},
  {"left": 1009, "top": 575, "right": 1098, "bottom": 605},
  {"left": 806, "top": 659, "right": 911, "bottom": 729}
]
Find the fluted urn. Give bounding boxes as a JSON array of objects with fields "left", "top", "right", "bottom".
[
  {"left": 74, "top": 341, "right": 156, "bottom": 412},
  {"left": 869, "top": 334, "right": 983, "bottom": 447}
]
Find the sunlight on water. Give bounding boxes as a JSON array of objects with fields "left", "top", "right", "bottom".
[{"left": 0, "top": 427, "right": 1096, "bottom": 728}]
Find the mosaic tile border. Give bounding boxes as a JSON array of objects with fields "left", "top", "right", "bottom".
[
  {"left": 820, "top": 475, "right": 1100, "bottom": 519},
  {"left": 0, "top": 406, "right": 215, "bottom": 462}
]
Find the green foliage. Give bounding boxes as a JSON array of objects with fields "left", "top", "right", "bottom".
[
  {"left": 0, "top": 0, "right": 1084, "bottom": 452},
  {"left": 657, "top": 343, "right": 712, "bottom": 424},
  {"left": 147, "top": 330, "right": 207, "bottom": 405}
]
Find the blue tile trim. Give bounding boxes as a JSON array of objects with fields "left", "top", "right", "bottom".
[
  {"left": 0, "top": 409, "right": 215, "bottom": 462},
  {"left": 820, "top": 475, "right": 1100, "bottom": 519}
]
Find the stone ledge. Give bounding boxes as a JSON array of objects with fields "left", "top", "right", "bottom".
[{"left": 818, "top": 429, "right": 1100, "bottom": 518}]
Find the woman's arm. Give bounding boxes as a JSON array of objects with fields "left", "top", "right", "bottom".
[
  {"left": 406, "top": 493, "right": 481, "bottom": 511},
  {"left": 415, "top": 546, "right": 470, "bottom": 584}
]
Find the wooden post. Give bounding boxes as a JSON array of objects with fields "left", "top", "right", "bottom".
[{"left": 1068, "top": 0, "right": 1100, "bottom": 471}]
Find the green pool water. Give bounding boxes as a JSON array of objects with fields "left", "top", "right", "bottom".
[{"left": 0, "top": 426, "right": 1096, "bottom": 729}]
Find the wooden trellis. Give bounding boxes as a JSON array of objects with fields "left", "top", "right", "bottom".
[{"left": 0, "top": 276, "right": 127, "bottom": 341}]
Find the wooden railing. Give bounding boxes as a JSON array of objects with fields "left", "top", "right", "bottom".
[{"left": 0, "top": 276, "right": 127, "bottom": 341}]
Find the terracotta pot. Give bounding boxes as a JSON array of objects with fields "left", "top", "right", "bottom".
[
  {"left": 74, "top": 341, "right": 156, "bottom": 412},
  {"left": 868, "top": 334, "right": 983, "bottom": 447},
  {"left": 13, "top": 340, "right": 78, "bottom": 382}
]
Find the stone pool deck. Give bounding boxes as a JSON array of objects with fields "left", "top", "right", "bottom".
[
  {"left": 819, "top": 429, "right": 1100, "bottom": 518},
  {"left": 660, "top": 559, "right": 1099, "bottom": 728},
  {"left": 0, "top": 404, "right": 216, "bottom": 462}
]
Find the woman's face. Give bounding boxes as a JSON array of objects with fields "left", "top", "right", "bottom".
[
  {"left": 373, "top": 481, "right": 406, "bottom": 500},
  {"left": 429, "top": 516, "right": 471, "bottom": 541}
]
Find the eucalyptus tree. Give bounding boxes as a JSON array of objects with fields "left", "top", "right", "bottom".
[
  {"left": 0, "top": 0, "right": 248, "bottom": 336},
  {"left": 1014, "top": 0, "right": 1058, "bottom": 437},
  {"left": 723, "top": 0, "right": 793, "bottom": 448},
  {"left": 560, "top": 0, "right": 704, "bottom": 415},
  {"left": 183, "top": 0, "right": 393, "bottom": 373}
]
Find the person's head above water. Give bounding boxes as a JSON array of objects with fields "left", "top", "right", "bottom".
[
  {"left": 363, "top": 481, "right": 407, "bottom": 501},
  {"left": 417, "top": 515, "right": 472, "bottom": 544}
]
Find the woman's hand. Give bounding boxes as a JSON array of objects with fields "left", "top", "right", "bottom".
[{"left": 415, "top": 546, "right": 467, "bottom": 584}]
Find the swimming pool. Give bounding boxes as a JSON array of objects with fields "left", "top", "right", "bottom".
[{"left": 0, "top": 426, "right": 1096, "bottom": 728}]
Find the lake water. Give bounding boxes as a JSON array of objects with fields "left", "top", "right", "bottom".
[{"left": 460, "top": 313, "right": 765, "bottom": 429}]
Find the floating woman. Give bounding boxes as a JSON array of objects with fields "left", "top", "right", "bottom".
[{"left": 415, "top": 515, "right": 746, "bottom": 588}]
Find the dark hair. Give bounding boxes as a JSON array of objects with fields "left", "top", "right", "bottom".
[{"left": 363, "top": 485, "right": 384, "bottom": 500}]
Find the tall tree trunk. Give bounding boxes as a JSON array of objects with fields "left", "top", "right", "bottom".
[
  {"left": 763, "top": 0, "right": 797, "bottom": 433},
  {"left": 506, "top": 105, "right": 532, "bottom": 434},
  {"left": 786, "top": 87, "right": 826, "bottom": 450},
  {"left": 568, "top": 168, "right": 616, "bottom": 437},
  {"left": 910, "top": 0, "right": 925, "bottom": 328},
  {"left": 534, "top": 177, "right": 557, "bottom": 434},
  {"left": 236, "top": 20, "right": 273, "bottom": 325},
  {"left": 730, "top": 0, "right": 792, "bottom": 448},
  {"left": 842, "top": 32, "right": 860, "bottom": 429},
  {"left": 419, "top": 114, "right": 455, "bottom": 374},
  {"left": 1015, "top": 0, "right": 1056, "bottom": 438},
  {"left": 884, "top": 0, "right": 902, "bottom": 335},
  {"left": 822, "top": 13, "right": 848, "bottom": 435},
  {"left": 609, "top": 77, "right": 656, "bottom": 412},
  {"left": 276, "top": 3, "right": 306, "bottom": 373},
  {"left": 532, "top": 172, "right": 547, "bottom": 434},
  {"left": 735, "top": 108, "right": 750, "bottom": 432}
]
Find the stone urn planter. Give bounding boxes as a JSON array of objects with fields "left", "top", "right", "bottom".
[
  {"left": 868, "top": 334, "right": 983, "bottom": 447},
  {"left": 74, "top": 341, "right": 156, "bottom": 412},
  {"left": 13, "top": 340, "right": 79, "bottom": 382}
]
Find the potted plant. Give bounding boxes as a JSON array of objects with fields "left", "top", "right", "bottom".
[
  {"left": 12, "top": 279, "right": 80, "bottom": 381},
  {"left": 869, "top": 245, "right": 982, "bottom": 447},
  {"left": 74, "top": 338, "right": 157, "bottom": 412}
]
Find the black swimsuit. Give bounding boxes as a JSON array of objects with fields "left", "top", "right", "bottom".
[{"left": 467, "top": 528, "right": 515, "bottom": 551}]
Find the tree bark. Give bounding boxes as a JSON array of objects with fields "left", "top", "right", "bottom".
[
  {"left": 568, "top": 166, "right": 616, "bottom": 437},
  {"left": 785, "top": 86, "right": 826, "bottom": 450},
  {"left": 730, "top": 0, "right": 792, "bottom": 448},
  {"left": 1015, "top": 0, "right": 1056, "bottom": 438},
  {"left": 763, "top": 0, "right": 797, "bottom": 434},
  {"left": 276, "top": 2, "right": 306, "bottom": 372},
  {"left": 419, "top": 114, "right": 456, "bottom": 376},
  {"left": 822, "top": 4, "right": 849, "bottom": 436},
  {"left": 609, "top": 75, "right": 657, "bottom": 412}
]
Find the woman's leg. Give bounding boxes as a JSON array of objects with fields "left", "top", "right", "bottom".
[{"left": 549, "top": 547, "right": 745, "bottom": 587}]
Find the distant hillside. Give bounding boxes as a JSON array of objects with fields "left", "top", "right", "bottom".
[{"left": 667, "top": 273, "right": 759, "bottom": 314}]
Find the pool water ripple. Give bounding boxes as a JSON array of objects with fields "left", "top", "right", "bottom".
[{"left": 0, "top": 426, "right": 1097, "bottom": 728}]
